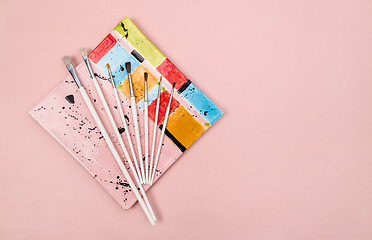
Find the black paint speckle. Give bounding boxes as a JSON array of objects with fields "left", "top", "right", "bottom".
[{"left": 118, "top": 127, "right": 125, "bottom": 134}]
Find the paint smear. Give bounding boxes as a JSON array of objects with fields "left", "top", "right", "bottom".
[
  {"left": 156, "top": 58, "right": 187, "bottom": 89},
  {"left": 96, "top": 43, "right": 139, "bottom": 86},
  {"left": 166, "top": 105, "right": 206, "bottom": 149},
  {"left": 148, "top": 90, "right": 180, "bottom": 124},
  {"left": 179, "top": 83, "right": 223, "bottom": 125},
  {"left": 89, "top": 34, "right": 116, "bottom": 63},
  {"left": 160, "top": 124, "right": 186, "bottom": 152},
  {"left": 120, "top": 65, "right": 157, "bottom": 103}
]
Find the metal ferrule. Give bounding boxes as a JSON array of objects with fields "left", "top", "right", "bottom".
[
  {"left": 157, "top": 80, "right": 162, "bottom": 97},
  {"left": 106, "top": 67, "right": 116, "bottom": 88},
  {"left": 66, "top": 64, "right": 82, "bottom": 88},
  {"left": 167, "top": 87, "right": 175, "bottom": 108},
  {"left": 128, "top": 74, "right": 135, "bottom": 97},
  {"left": 82, "top": 55, "right": 95, "bottom": 79},
  {"left": 144, "top": 80, "right": 148, "bottom": 102}
]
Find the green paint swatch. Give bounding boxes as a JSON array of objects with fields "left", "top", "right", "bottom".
[{"left": 114, "top": 17, "right": 166, "bottom": 67}]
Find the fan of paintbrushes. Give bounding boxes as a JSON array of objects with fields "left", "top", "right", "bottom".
[{"left": 62, "top": 49, "right": 176, "bottom": 225}]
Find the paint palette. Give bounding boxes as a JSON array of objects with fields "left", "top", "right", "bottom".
[{"left": 30, "top": 17, "right": 223, "bottom": 209}]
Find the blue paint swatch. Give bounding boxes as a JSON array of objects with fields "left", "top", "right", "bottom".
[
  {"left": 179, "top": 83, "right": 223, "bottom": 125},
  {"left": 137, "top": 84, "right": 160, "bottom": 109},
  {"left": 97, "top": 43, "right": 139, "bottom": 86}
]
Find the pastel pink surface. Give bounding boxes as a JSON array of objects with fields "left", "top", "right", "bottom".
[{"left": 1, "top": 0, "right": 372, "bottom": 239}]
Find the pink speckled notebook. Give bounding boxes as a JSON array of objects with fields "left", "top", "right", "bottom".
[{"left": 30, "top": 17, "right": 223, "bottom": 209}]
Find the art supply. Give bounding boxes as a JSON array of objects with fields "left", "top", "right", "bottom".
[
  {"left": 80, "top": 48, "right": 144, "bottom": 183},
  {"left": 150, "top": 82, "right": 176, "bottom": 185},
  {"left": 81, "top": 51, "right": 144, "bottom": 185},
  {"left": 125, "top": 62, "right": 146, "bottom": 183},
  {"left": 62, "top": 56, "right": 155, "bottom": 225},
  {"left": 104, "top": 63, "right": 142, "bottom": 186},
  {"left": 144, "top": 72, "right": 149, "bottom": 184},
  {"left": 105, "top": 63, "right": 156, "bottom": 219},
  {"left": 82, "top": 48, "right": 155, "bottom": 218},
  {"left": 148, "top": 77, "right": 162, "bottom": 184}
]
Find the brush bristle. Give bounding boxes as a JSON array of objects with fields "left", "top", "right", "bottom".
[
  {"left": 106, "top": 63, "right": 111, "bottom": 69},
  {"left": 172, "top": 82, "right": 176, "bottom": 88},
  {"left": 144, "top": 72, "right": 148, "bottom": 81},
  {"left": 62, "top": 56, "right": 71, "bottom": 66},
  {"left": 125, "top": 62, "right": 131, "bottom": 73},
  {"left": 80, "top": 48, "right": 87, "bottom": 56}
]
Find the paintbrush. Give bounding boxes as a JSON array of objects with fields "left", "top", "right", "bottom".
[
  {"left": 105, "top": 63, "right": 156, "bottom": 218},
  {"left": 144, "top": 72, "right": 149, "bottom": 184},
  {"left": 150, "top": 82, "right": 176, "bottom": 185},
  {"left": 104, "top": 63, "right": 143, "bottom": 186},
  {"left": 125, "top": 62, "right": 146, "bottom": 183},
  {"left": 62, "top": 56, "right": 155, "bottom": 225},
  {"left": 148, "top": 77, "right": 162, "bottom": 184},
  {"left": 81, "top": 48, "right": 155, "bottom": 219},
  {"left": 80, "top": 49, "right": 144, "bottom": 184}
]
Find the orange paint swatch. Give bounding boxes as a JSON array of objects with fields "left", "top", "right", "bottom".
[
  {"left": 166, "top": 105, "right": 205, "bottom": 149},
  {"left": 120, "top": 65, "right": 157, "bottom": 103}
]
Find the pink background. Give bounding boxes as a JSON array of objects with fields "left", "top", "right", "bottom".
[{"left": 1, "top": 0, "right": 372, "bottom": 239}]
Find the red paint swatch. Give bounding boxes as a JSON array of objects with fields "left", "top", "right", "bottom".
[
  {"left": 88, "top": 34, "right": 116, "bottom": 63},
  {"left": 156, "top": 58, "right": 187, "bottom": 89},
  {"left": 149, "top": 90, "right": 180, "bottom": 124}
]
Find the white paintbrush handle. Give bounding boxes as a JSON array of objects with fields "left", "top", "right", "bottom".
[
  {"left": 144, "top": 101, "right": 149, "bottom": 184},
  {"left": 79, "top": 87, "right": 155, "bottom": 225},
  {"left": 112, "top": 89, "right": 142, "bottom": 184},
  {"left": 131, "top": 97, "right": 145, "bottom": 183},
  {"left": 112, "top": 88, "right": 156, "bottom": 220},
  {"left": 149, "top": 83, "right": 161, "bottom": 185},
  {"left": 150, "top": 103, "right": 172, "bottom": 185},
  {"left": 90, "top": 78, "right": 144, "bottom": 180}
]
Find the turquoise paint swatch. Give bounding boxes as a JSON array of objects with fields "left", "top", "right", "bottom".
[
  {"left": 97, "top": 43, "right": 139, "bottom": 86},
  {"left": 137, "top": 84, "right": 160, "bottom": 109},
  {"left": 179, "top": 83, "right": 223, "bottom": 124}
]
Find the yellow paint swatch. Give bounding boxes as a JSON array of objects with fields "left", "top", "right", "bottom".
[
  {"left": 166, "top": 105, "right": 206, "bottom": 149},
  {"left": 120, "top": 65, "right": 157, "bottom": 103},
  {"left": 114, "top": 17, "right": 166, "bottom": 67}
]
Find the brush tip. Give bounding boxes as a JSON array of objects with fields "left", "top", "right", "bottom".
[
  {"left": 80, "top": 48, "right": 87, "bottom": 57},
  {"left": 106, "top": 63, "right": 111, "bottom": 69},
  {"left": 144, "top": 72, "right": 148, "bottom": 81},
  {"left": 125, "top": 62, "right": 131, "bottom": 73},
  {"left": 172, "top": 82, "right": 176, "bottom": 88},
  {"left": 62, "top": 56, "right": 71, "bottom": 66}
]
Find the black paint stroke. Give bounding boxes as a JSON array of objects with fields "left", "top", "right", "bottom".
[
  {"left": 177, "top": 79, "right": 192, "bottom": 94},
  {"left": 120, "top": 22, "right": 128, "bottom": 32},
  {"left": 159, "top": 124, "right": 187, "bottom": 152},
  {"left": 131, "top": 50, "right": 144, "bottom": 63},
  {"left": 94, "top": 73, "right": 109, "bottom": 81},
  {"left": 117, "top": 181, "right": 130, "bottom": 187},
  {"left": 120, "top": 22, "right": 129, "bottom": 39},
  {"left": 124, "top": 115, "right": 130, "bottom": 122}
]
